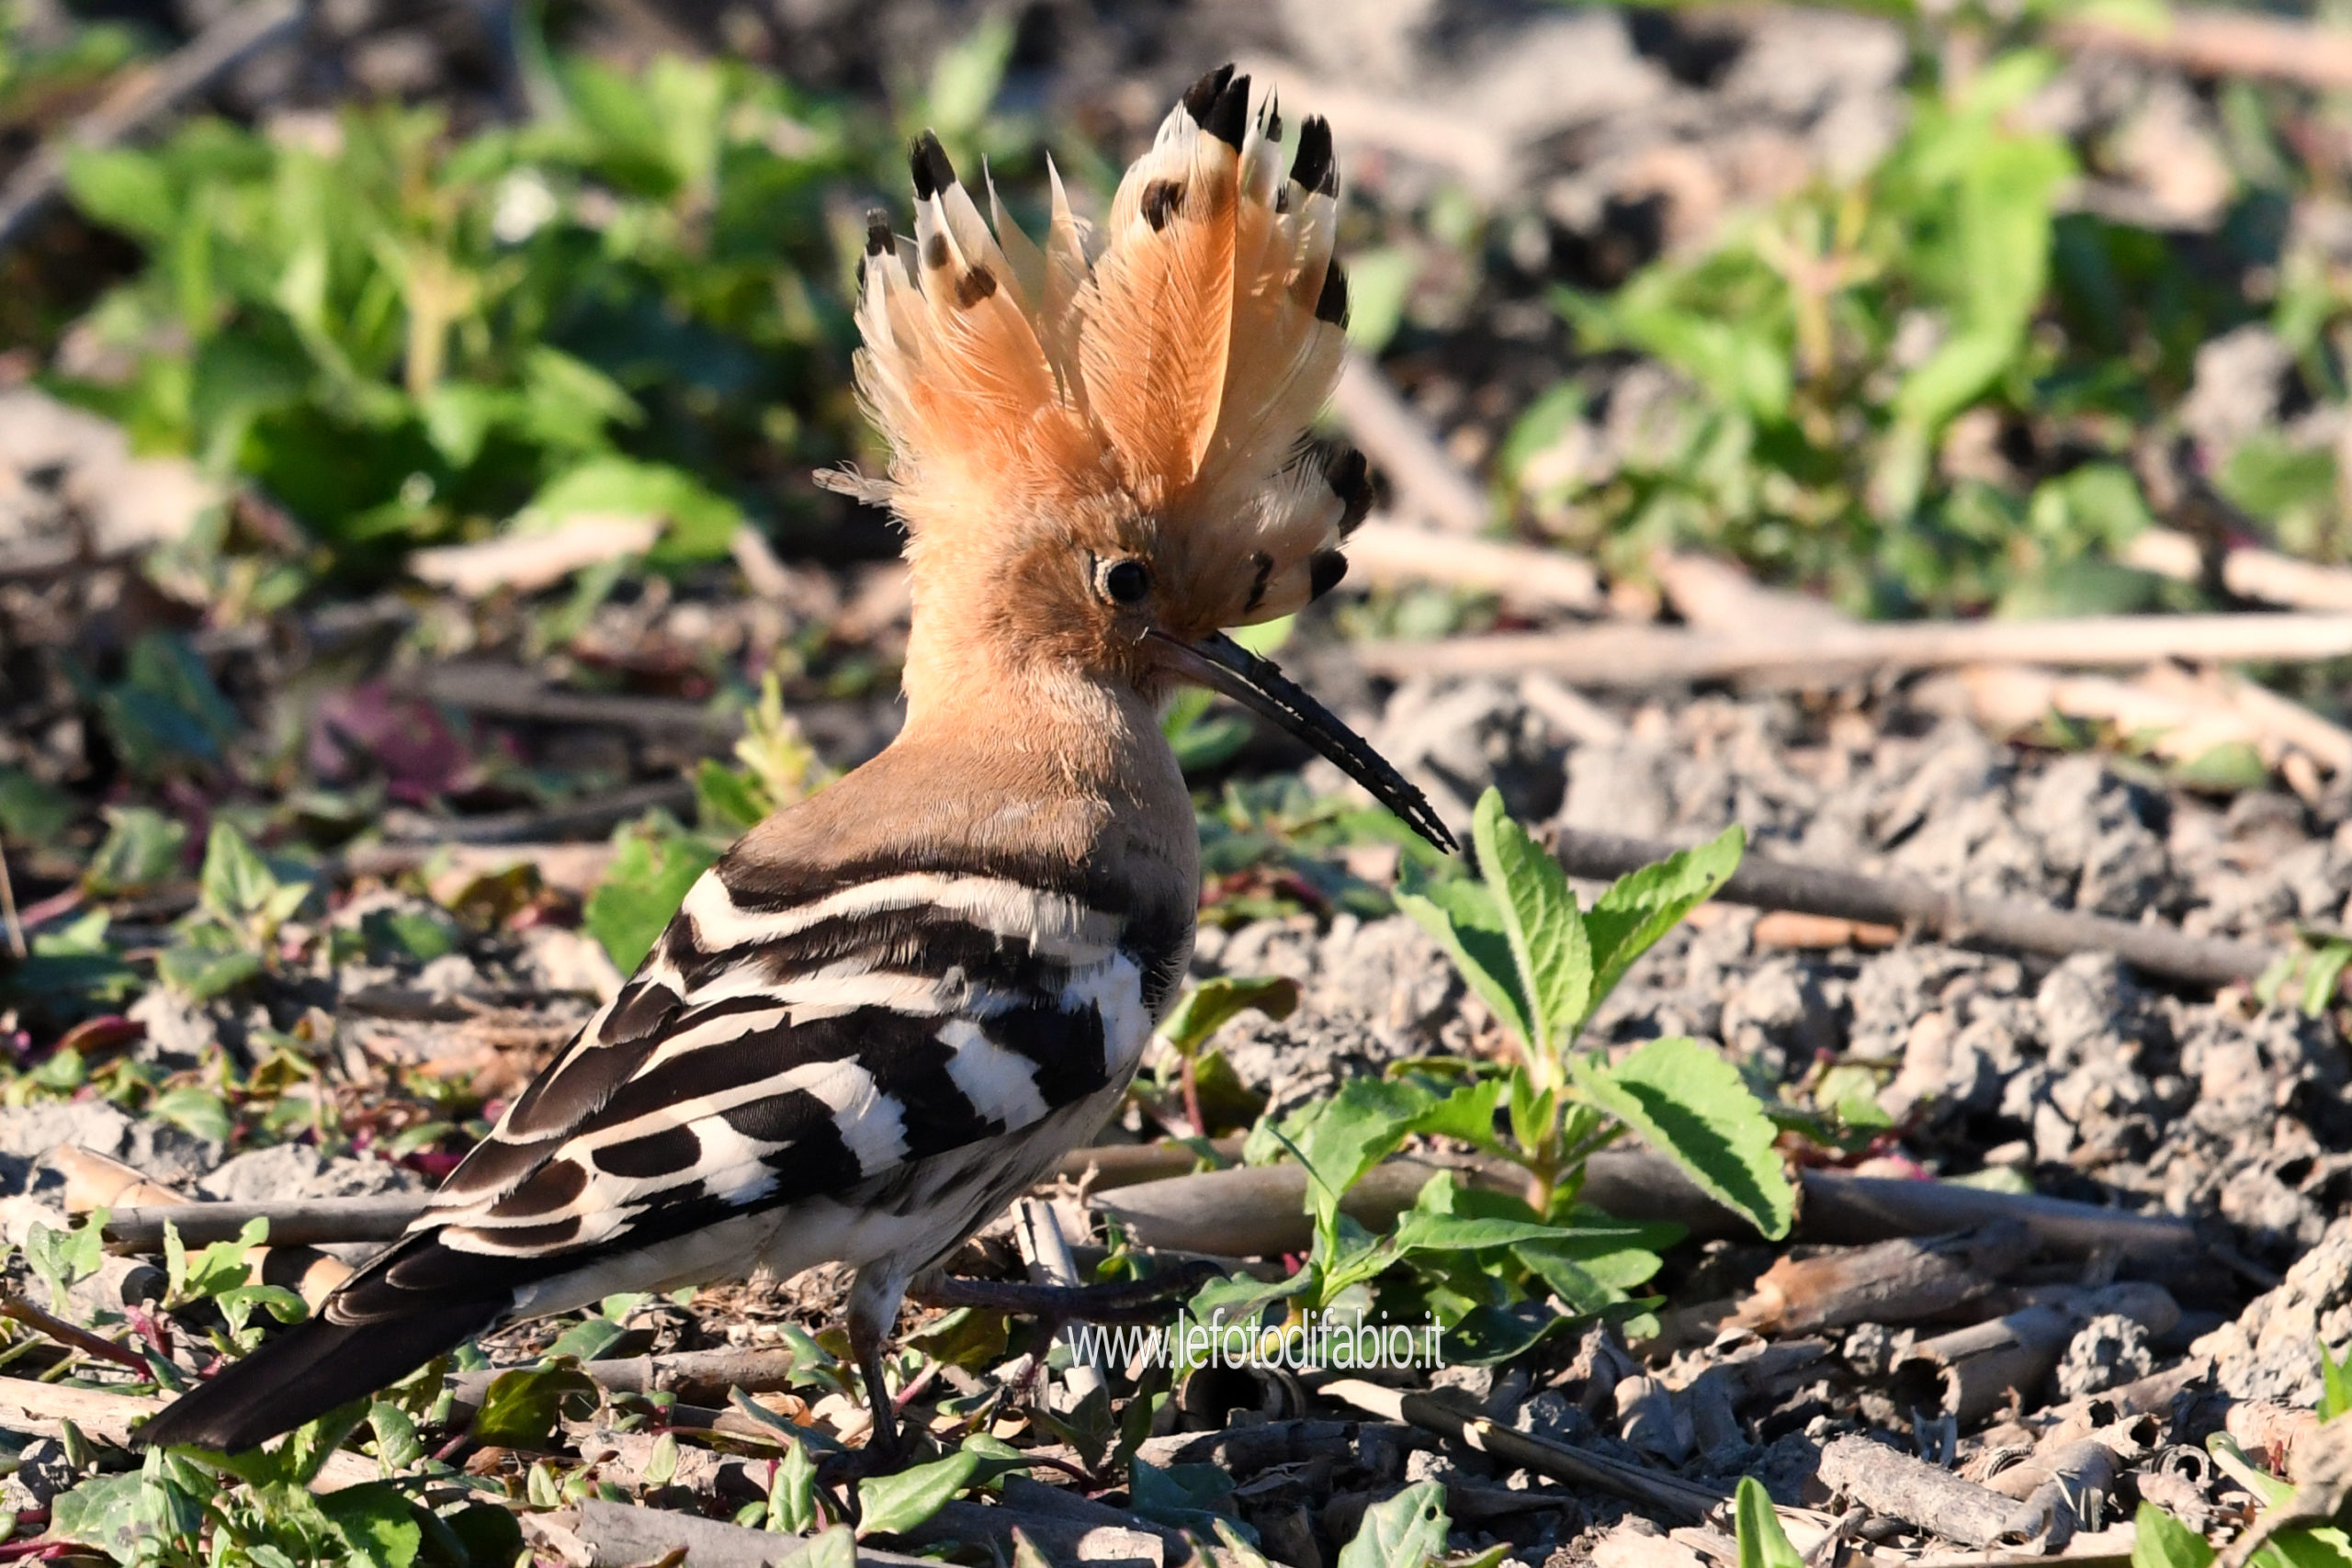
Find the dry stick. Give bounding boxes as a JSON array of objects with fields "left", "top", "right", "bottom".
[
  {"left": 526, "top": 1500, "right": 936, "bottom": 1568},
  {"left": 0, "top": 1292, "right": 148, "bottom": 1374},
  {"left": 1944, "top": 664, "right": 2352, "bottom": 773},
  {"left": 0, "top": 1378, "right": 378, "bottom": 1488},
  {"left": 0, "top": 0, "right": 304, "bottom": 252},
  {"left": 1055, "top": 1134, "right": 1243, "bottom": 1189},
  {"left": 0, "top": 829, "right": 22, "bottom": 960},
  {"left": 2057, "top": 7, "right": 2352, "bottom": 93},
  {"left": 1551, "top": 822, "right": 2277, "bottom": 988},
  {"left": 379, "top": 776, "right": 698, "bottom": 846},
  {"left": 106, "top": 1197, "right": 420, "bottom": 1250},
  {"left": 2124, "top": 527, "right": 2352, "bottom": 614},
  {"left": 1332, "top": 351, "right": 1490, "bottom": 535},
  {"left": 1094, "top": 1151, "right": 2200, "bottom": 1258},
  {"left": 1356, "top": 611, "right": 2352, "bottom": 685},
  {"left": 1324, "top": 1378, "right": 1728, "bottom": 1522},
  {"left": 1347, "top": 516, "right": 1602, "bottom": 611},
  {"left": 1728, "top": 1224, "right": 2029, "bottom": 1336},
  {"left": 1818, "top": 1434, "right": 2020, "bottom": 1548},
  {"left": 58, "top": 1146, "right": 354, "bottom": 1305},
  {"left": 446, "top": 1348, "right": 801, "bottom": 1413}
]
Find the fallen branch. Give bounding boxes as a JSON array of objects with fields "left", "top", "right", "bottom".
[
  {"left": 1887, "top": 1285, "right": 2179, "bottom": 1425},
  {"left": 1324, "top": 1378, "right": 1730, "bottom": 1522},
  {"left": 380, "top": 777, "right": 696, "bottom": 847},
  {"left": 60, "top": 1146, "right": 355, "bottom": 1304},
  {"left": 1819, "top": 1434, "right": 2018, "bottom": 1547},
  {"left": 103, "top": 1196, "right": 418, "bottom": 1252},
  {"left": 915, "top": 1476, "right": 1193, "bottom": 1562},
  {"left": 1054, "top": 1135, "right": 1242, "bottom": 1189},
  {"left": 1347, "top": 517, "right": 1601, "bottom": 611},
  {"left": 524, "top": 1502, "right": 933, "bottom": 1567},
  {"left": 1333, "top": 351, "right": 1490, "bottom": 535},
  {"left": 2057, "top": 8, "right": 2352, "bottom": 95},
  {"left": 409, "top": 515, "right": 660, "bottom": 597},
  {"left": 1094, "top": 1149, "right": 2200, "bottom": 1258},
  {"left": 0, "top": 0, "right": 304, "bottom": 253},
  {"left": 1355, "top": 611, "right": 2352, "bottom": 685},
  {"left": 1728, "top": 1224, "right": 2028, "bottom": 1336},
  {"left": 447, "top": 1347, "right": 799, "bottom": 1412},
  {"left": 1551, "top": 821, "right": 2276, "bottom": 987},
  {"left": 1942, "top": 663, "right": 2352, "bottom": 775},
  {"left": 0, "top": 1379, "right": 376, "bottom": 1488},
  {"left": 2123, "top": 527, "right": 2352, "bottom": 615},
  {"left": 0, "top": 1291, "right": 148, "bottom": 1374}
]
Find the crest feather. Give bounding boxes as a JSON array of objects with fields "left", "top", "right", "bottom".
[{"left": 852, "top": 70, "right": 1355, "bottom": 624}]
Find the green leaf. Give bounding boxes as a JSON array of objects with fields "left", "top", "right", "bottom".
[
  {"left": 856, "top": 1448, "right": 980, "bottom": 1537},
  {"left": 544, "top": 1314, "right": 629, "bottom": 1361},
  {"left": 1158, "top": 976, "right": 1300, "bottom": 1056},
  {"left": 2320, "top": 1340, "right": 2352, "bottom": 1422},
  {"left": 198, "top": 820, "right": 278, "bottom": 924},
  {"left": 1409, "top": 1077, "right": 1507, "bottom": 1154},
  {"left": 1397, "top": 874, "right": 1532, "bottom": 1048},
  {"left": 84, "top": 806, "right": 187, "bottom": 897},
  {"left": 798, "top": 1526, "right": 859, "bottom": 1567},
  {"left": 1132, "top": 1460, "right": 1250, "bottom": 1539},
  {"left": 2132, "top": 1503, "right": 2216, "bottom": 1568},
  {"left": 27, "top": 1210, "right": 107, "bottom": 1311},
  {"left": 156, "top": 931, "right": 262, "bottom": 999},
  {"left": 1737, "top": 1476, "right": 1804, "bottom": 1568},
  {"left": 1582, "top": 825, "right": 1744, "bottom": 1002},
  {"left": 63, "top": 147, "right": 177, "bottom": 243},
  {"left": 368, "top": 1401, "right": 424, "bottom": 1473},
  {"left": 1337, "top": 1480, "right": 1450, "bottom": 1568},
  {"left": 151, "top": 1087, "right": 232, "bottom": 1145},
  {"left": 1290, "top": 1077, "right": 1437, "bottom": 1233},
  {"left": 469, "top": 1365, "right": 599, "bottom": 1450},
  {"left": 1573, "top": 1037, "right": 1793, "bottom": 1239},
  {"left": 523, "top": 456, "right": 742, "bottom": 562},
  {"left": 1343, "top": 245, "right": 1420, "bottom": 357},
  {"left": 768, "top": 1435, "right": 819, "bottom": 1532},
  {"left": 49, "top": 1472, "right": 145, "bottom": 1561},
  {"left": 695, "top": 759, "right": 768, "bottom": 835},
  {"left": 170, "top": 1216, "right": 268, "bottom": 1303},
  {"left": 1473, "top": 788, "right": 1591, "bottom": 1055},
  {"left": 0, "top": 769, "right": 74, "bottom": 841},
  {"left": 584, "top": 821, "right": 721, "bottom": 971},
  {"left": 319, "top": 1482, "right": 424, "bottom": 1568}
]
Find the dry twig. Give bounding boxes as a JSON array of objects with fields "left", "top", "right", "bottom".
[
  {"left": 1356, "top": 611, "right": 2352, "bottom": 685},
  {"left": 1332, "top": 351, "right": 1490, "bottom": 535},
  {"left": 1552, "top": 821, "right": 2277, "bottom": 987}
]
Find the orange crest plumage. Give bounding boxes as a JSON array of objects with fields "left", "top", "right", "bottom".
[{"left": 851, "top": 66, "right": 1369, "bottom": 628}]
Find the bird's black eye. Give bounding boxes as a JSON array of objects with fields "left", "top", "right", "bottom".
[{"left": 1099, "top": 558, "right": 1152, "bottom": 605}]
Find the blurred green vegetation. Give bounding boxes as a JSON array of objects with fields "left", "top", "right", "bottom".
[{"left": 42, "top": 17, "right": 1043, "bottom": 593}]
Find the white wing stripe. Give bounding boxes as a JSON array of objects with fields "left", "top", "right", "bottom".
[
  {"left": 681, "top": 870, "right": 1119, "bottom": 961},
  {"left": 939, "top": 1018, "right": 1052, "bottom": 1127}
]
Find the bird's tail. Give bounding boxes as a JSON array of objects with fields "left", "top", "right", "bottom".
[{"left": 136, "top": 1298, "right": 498, "bottom": 1453}]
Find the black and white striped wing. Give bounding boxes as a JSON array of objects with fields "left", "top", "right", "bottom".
[{"left": 328, "top": 857, "right": 1181, "bottom": 1328}]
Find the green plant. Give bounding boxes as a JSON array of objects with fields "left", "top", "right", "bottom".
[
  {"left": 55, "top": 46, "right": 872, "bottom": 588},
  {"left": 1193, "top": 788, "right": 1788, "bottom": 1363},
  {"left": 1520, "top": 41, "right": 2272, "bottom": 618}
]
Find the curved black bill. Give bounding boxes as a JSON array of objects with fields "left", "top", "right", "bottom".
[{"left": 1157, "top": 630, "right": 1457, "bottom": 853}]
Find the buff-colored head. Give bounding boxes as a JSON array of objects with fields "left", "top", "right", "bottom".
[
  {"left": 851, "top": 67, "right": 1368, "bottom": 688},
  {"left": 846, "top": 67, "right": 1448, "bottom": 851}
]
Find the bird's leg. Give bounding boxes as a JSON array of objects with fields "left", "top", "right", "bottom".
[
  {"left": 907, "top": 1258, "right": 1220, "bottom": 1323},
  {"left": 845, "top": 1269, "right": 905, "bottom": 1466}
]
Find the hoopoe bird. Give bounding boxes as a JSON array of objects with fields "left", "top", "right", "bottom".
[{"left": 141, "top": 65, "right": 1451, "bottom": 1457}]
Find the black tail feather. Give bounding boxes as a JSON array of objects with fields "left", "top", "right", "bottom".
[{"left": 138, "top": 1300, "right": 499, "bottom": 1453}]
